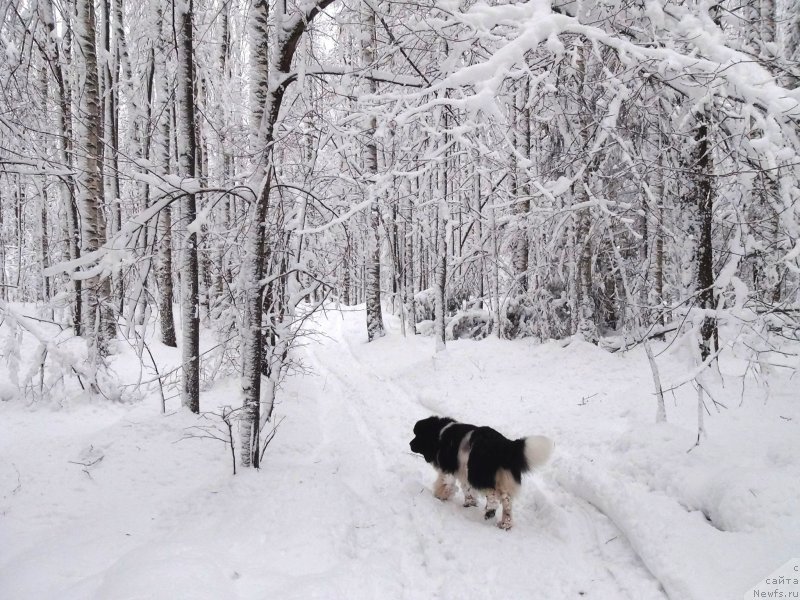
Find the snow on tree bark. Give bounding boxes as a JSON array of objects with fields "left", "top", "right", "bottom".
[
  {"left": 434, "top": 143, "right": 448, "bottom": 352},
  {"left": 39, "top": 0, "right": 79, "bottom": 327},
  {"left": 175, "top": 0, "right": 200, "bottom": 413},
  {"left": 153, "top": 4, "right": 177, "bottom": 348},
  {"left": 361, "top": 0, "right": 386, "bottom": 342},
  {"left": 75, "top": 0, "right": 114, "bottom": 357},
  {"left": 689, "top": 115, "right": 717, "bottom": 362},
  {"left": 511, "top": 81, "right": 530, "bottom": 293},
  {"left": 574, "top": 43, "right": 598, "bottom": 344}
]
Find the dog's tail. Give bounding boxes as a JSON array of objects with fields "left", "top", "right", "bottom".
[{"left": 523, "top": 435, "right": 555, "bottom": 470}]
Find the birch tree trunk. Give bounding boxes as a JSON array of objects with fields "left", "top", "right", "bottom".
[
  {"left": 0, "top": 192, "right": 5, "bottom": 302},
  {"left": 76, "top": 0, "right": 114, "bottom": 356},
  {"left": 361, "top": 0, "right": 385, "bottom": 342},
  {"left": 404, "top": 177, "right": 416, "bottom": 334},
  {"left": 176, "top": 0, "right": 200, "bottom": 413},
  {"left": 99, "top": 0, "right": 124, "bottom": 316},
  {"left": 62, "top": 1, "right": 83, "bottom": 331},
  {"left": 154, "top": 5, "right": 177, "bottom": 348},
  {"left": 434, "top": 115, "right": 449, "bottom": 351},
  {"left": 215, "top": 0, "right": 232, "bottom": 300},
  {"left": 239, "top": 0, "right": 337, "bottom": 467},
  {"left": 434, "top": 194, "right": 448, "bottom": 351},
  {"left": 40, "top": 186, "right": 50, "bottom": 303},
  {"left": 574, "top": 43, "right": 598, "bottom": 343},
  {"left": 511, "top": 81, "right": 530, "bottom": 293},
  {"left": 489, "top": 169, "right": 502, "bottom": 338},
  {"left": 342, "top": 228, "right": 352, "bottom": 305},
  {"left": 651, "top": 143, "right": 665, "bottom": 329},
  {"left": 240, "top": 0, "right": 273, "bottom": 469},
  {"left": 39, "top": 0, "right": 80, "bottom": 328}
]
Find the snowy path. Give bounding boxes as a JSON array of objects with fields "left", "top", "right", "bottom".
[
  {"left": 286, "top": 310, "right": 666, "bottom": 599},
  {"left": 4, "top": 307, "right": 797, "bottom": 599}
]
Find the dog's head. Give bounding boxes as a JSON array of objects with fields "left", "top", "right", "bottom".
[{"left": 409, "top": 416, "right": 453, "bottom": 464}]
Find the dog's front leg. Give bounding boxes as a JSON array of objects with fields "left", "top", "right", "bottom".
[
  {"left": 433, "top": 472, "right": 455, "bottom": 501},
  {"left": 498, "top": 493, "right": 513, "bottom": 530}
]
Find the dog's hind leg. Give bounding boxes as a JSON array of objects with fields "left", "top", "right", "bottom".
[
  {"left": 433, "top": 472, "right": 456, "bottom": 501},
  {"left": 484, "top": 490, "right": 499, "bottom": 520},
  {"left": 498, "top": 493, "right": 513, "bottom": 530},
  {"left": 462, "top": 484, "right": 478, "bottom": 507}
]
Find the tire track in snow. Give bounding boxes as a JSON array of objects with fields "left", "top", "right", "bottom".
[{"left": 302, "top": 315, "right": 432, "bottom": 596}]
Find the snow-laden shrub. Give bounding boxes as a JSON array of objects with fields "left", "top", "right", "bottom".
[
  {"left": 414, "top": 311, "right": 494, "bottom": 340},
  {"left": 0, "top": 302, "right": 132, "bottom": 404},
  {"left": 414, "top": 287, "right": 476, "bottom": 323},
  {"left": 503, "top": 286, "right": 572, "bottom": 340},
  {"left": 448, "top": 287, "right": 472, "bottom": 314},
  {"left": 503, "top": 294, "right": 536, "bottom": 339},
  {"left": 446, "top": 310, "right": 494, "bottom": 340},
  {"left": 533, "top": 286, "right": 573, "bottom": 340},
  {"left": 414, "top": 289, "right": 436, "bottom": 322}
]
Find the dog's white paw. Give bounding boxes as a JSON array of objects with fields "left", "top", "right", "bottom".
[
  {"left": 434, "top": 484, "right": 455, "bottom": 501},
  {"left": 498, "top": 517, "right": 513, "bottom": 530}
]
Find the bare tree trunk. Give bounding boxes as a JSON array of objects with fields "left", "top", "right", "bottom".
[
  {"left": 342, "top": 229, "right": 352, "bottom": 305},
  {"left": 434, "top": 195, "right": 448, "bottom": 351},
  {"left": 361, "top": 0, "right": 385, "bottom": 342},
  {"left": 692, "top": 115, "right": 717, "bottom": 361},
  {"left": 39, "top": 0, "right": 81, "bottom": 332},
  {"left": 158, "top": 202, "right": 177, "bottom": 347},
  {"left": 76, "top": 0, "right": 114, "bottom": 356},
  {"left": 101, "top": 0, "right": 123, "bottom": 314},
  {"left": 474, "top": 153, "right": 484, "bottom": 309},
  {"left": 249, "top": 0, "right": 270, "bottom": 134},
  {"left": 0, "top": 189, "right": 5, "bottom": 302},
  {"left": 434, "top": 116, "right": 449, "bottom": 351},
  {"left": 15, "top": 179, "right": 23, "bottom": 295},
  {"left": 136, "top": 45, "right": 156, "bottom": 330},
  {"left": 574, "top": 44, "right": 598, "bottom": 343},
  {"left": 240, "top": 0, "right": 274, "bottom": 470},
  {"left": 404, "top": 177, "right": 416, "bottom": 334},
  {"left": 155, "top": 6, "right": 176, "bottom": 348},
  {"left": 113, "top": 0, "right": 132, "bottom": 86},
  {"left": 787, "top": 4, "right": 800, "bottom": 88},
  {"left": 214, "top": 0, "right": 231, "bottom": 303},
  {"left": 575, "top": 205, "right": 596, "bottom": 341},
  {"left": 650, "top": 145, "right": 665, "bottom": 328},
  {"left": 176, "top": 0, "right": 200, "bottom": 413},
  {"left": 40, "top": 192, "right": 50, "bottom": 303},
  {"left": 511, "top": 80, "right": 530, "bottom": 293},
  {"left": 38, "top": 67, "right": 51, "bottom": 305},
  {"left": 488, "top": 170, "right": 501, "bottom": 338}
]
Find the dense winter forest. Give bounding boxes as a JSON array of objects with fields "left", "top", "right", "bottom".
[{"left": 1, "top": 0, "right": 799, "bottom": 597}]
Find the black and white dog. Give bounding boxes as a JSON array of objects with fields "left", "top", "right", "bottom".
[{"left": 409, "top": 416, "right": 554, "bottom": 530}]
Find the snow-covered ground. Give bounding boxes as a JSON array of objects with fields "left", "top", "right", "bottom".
[{"left": 1, "top": 305, "right": 798, "bottom": 599}]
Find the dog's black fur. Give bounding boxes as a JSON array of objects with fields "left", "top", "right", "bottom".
[
  {"left": 409, "top": 415, "right": 553, "bottom": 529},
  {"left": 410, "top": 417, "right": 529, "bottom": 487}
]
